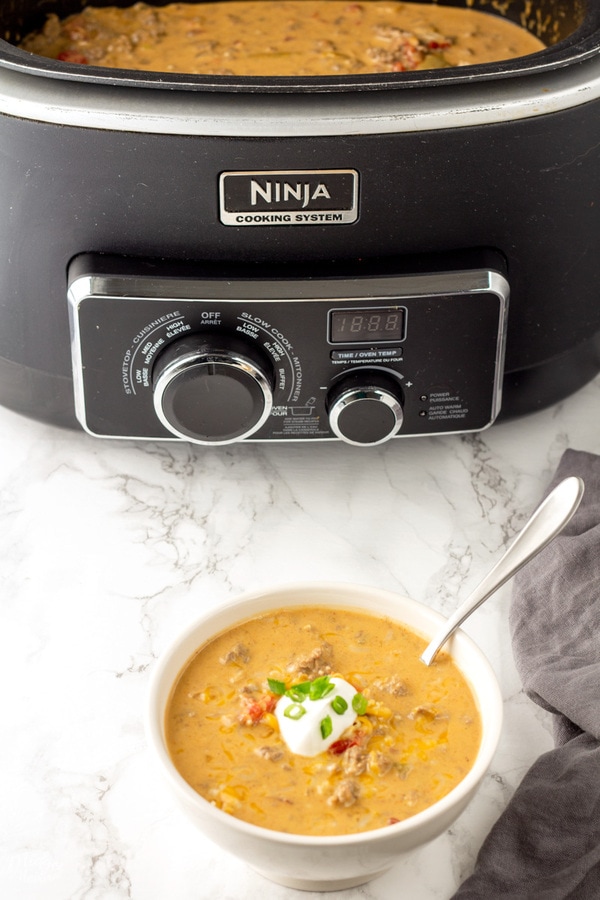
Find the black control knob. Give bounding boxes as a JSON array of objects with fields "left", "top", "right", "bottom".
[
  {"left": 327, "top": 370, "right": 404, "bottom": 446},
  {"left": 152, "top": 334, "right": 274, "bottom": 444}
]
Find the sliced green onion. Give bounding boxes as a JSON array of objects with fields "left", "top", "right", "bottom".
[
  {"left": 352, "top": 692, "right": 368, "bottom": 715},
  {"left": 320, "top": 715, "right": 333, "bottom": 739},
  {"left": 267, "top": 678, "right": 286, "bottom": 695},
  {"left": 331, "top": 695, "right": 348, "bottom": 715},
  {"left": 309, "top": 675, "right": 334, "bottom": 701},
  {"left": 286, "top": 687, "right": 309, "bottom": 702},
  {"left": 286, "top": 681, "right": 311, "bottom": 701},
  {"left": 284, "top": 703, "right": 306, "bottom": 720}
]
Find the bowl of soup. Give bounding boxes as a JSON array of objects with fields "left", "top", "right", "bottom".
[{"left": 146, "top": 582, "right": 503, "bottom": 890}]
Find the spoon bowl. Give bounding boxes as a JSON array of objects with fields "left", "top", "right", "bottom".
[{"left": 420, "top": 475, "right": 584, "bottom": 666}]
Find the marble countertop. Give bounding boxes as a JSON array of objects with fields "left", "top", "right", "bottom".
[{"left": 2, "top": 376, "right": 599, "bottom": 900}]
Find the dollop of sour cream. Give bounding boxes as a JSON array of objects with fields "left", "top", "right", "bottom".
[{"left": 274, "top": 676, "right": 361, "bottom": 757}]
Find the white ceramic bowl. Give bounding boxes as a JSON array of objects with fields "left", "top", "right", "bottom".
[{"left": 146, "top": 582, "right": 503, "bottom": 891}]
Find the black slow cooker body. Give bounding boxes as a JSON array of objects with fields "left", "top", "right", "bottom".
[{"left": 0, "top": 0, "right": 599, "bottom": 443}]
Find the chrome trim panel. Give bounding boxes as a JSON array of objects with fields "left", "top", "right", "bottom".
[
  {"left": 68, "top": 268, "right": 508, "bottom": 305},
  {"left": 67, "top": 266, "right": 509, "bottom": 442}
]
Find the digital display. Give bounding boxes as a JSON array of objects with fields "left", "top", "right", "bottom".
[{"left": 330, "top": 307, "right": 406, "bottom": 344}]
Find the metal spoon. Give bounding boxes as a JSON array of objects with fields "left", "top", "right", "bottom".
[{"left": 420, "top": 475, "right": 584, "bottom": 666}]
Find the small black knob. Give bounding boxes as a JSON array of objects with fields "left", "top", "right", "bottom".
[
  {"left": 152, "top": 334, "right": 273, "bottom": 444},
  {"left": 327, "top": 370, "right": 404, "bottom": 446}
]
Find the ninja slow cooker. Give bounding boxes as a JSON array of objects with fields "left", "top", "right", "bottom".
[{"left": 0, "top": 0, "right": 599, "bottom": 446}]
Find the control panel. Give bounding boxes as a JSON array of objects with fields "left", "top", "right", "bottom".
[{"left": 67, "top": 255, "right": 508, "bottom": 446}]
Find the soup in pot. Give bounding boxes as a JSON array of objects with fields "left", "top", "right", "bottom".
[
  {"left": 19, "top": 1, "right": 546, "bottom": 77},
  {"left": 164, "top": 605, "right": 482, "bottom": 836}
]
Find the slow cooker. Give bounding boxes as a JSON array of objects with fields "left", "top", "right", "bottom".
[{"left": 0, "top": 0, "right": 599, "bottom": 446}]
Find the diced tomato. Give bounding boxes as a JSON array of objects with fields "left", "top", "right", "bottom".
[
  {"left": 388, "top": 817, "right": 400, "bottom": 826},
  {"left": 57, "top": 51, "right": 88, "bottom": 64},
  {"left": 239, "top": 691, "right": 278, "bottom": 725},
  {"left": 328, "top": 737, "right": 360, "bottom": 755},
  {"left": 264, "top": 694, "right": 278, "bottom": 713},
  {"left": 243, "top": 702, "right": 266, "bottom": 724}
]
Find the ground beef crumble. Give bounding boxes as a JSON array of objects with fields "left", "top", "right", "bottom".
[
  {"left": 255, "top": 745, "right": 284, "bottom": 761},
  {"left": 220, "top": 642, "right": 251, "bottom": 665},
  {"left": 341, "top": 745, "right": 368, "bottom": 776},
  {"left": 328, "top": 778, "right": 360, "bottom": 808},
  {"left": 370, "top": 751, "right": 394, "bottom": 775},
  {"left": 372, "top": 674, "right": 409, "bottom": 696},
  {"left": 290, "top": 642, "right": 334, "bottom": 679}
]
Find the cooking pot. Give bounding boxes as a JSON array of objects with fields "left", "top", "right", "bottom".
[{"left": 1, "top": 0, "right": 599, "bottom": 446}]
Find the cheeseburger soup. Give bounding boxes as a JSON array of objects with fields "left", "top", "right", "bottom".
[
  {"left": 20, "top": 1, "right": 546, "bottom": 77},
  {"left": 165, "top": 606, "right": 482, "bottom": 836}
]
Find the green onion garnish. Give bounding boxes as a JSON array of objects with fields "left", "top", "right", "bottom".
[
  {"left": 286, "top": 684, "right": 310, "bottom": 702},
  {"left": 284, "top": 703, "right": 306, "bottom": 720},
  {"left": 309, "top": 675, "right": 335, "bottom": 701},
  {"left": 285, "top": 681, "right": 311, "bottom": 701},
  {"left": 331, "top": 695, "right": 348, "bottom": 715},
  {"left": 320, "top": 715, "right": 333, "bottom": 739},
  {"left": 352, "top": 692, "right": 368, "bottom": 715},
  {"left": 267, "top": 678, "right": 286, "bottom": 695}
]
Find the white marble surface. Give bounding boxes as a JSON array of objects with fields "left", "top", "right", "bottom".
[{"left": 1, "top": 376, "right": 599, "bottom": 900}]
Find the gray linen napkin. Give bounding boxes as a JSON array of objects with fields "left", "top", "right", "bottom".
[{"left": 452, "top": 448, "right": 600, "bottom": 899}]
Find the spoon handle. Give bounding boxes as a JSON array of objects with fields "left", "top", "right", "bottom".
[{"left": 420, "top": 475, "right": 584, "bottom": 666}]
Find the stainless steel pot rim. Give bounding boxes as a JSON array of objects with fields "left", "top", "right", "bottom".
[{"left": 1, "top": 49, "right": 600, "bottom": 135}]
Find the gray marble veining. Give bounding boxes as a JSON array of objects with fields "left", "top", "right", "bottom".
[{"left": 1, "top": 374, "right": 599, "bottom": 899}]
